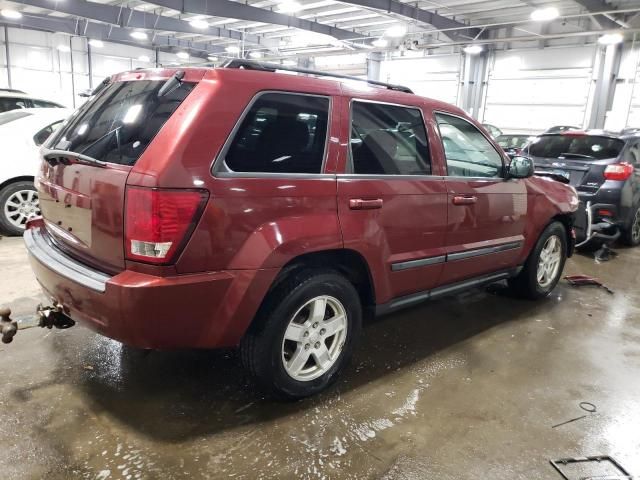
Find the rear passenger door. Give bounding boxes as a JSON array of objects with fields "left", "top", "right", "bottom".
[
  {"left": 337, "top": 98, "right": 447, "bottom": 303},
  {"left": 434, "top": 112, "right": 527, "bottom": 285}
]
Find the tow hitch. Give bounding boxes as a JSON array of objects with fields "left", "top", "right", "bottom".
[{"left": 0, "top": 302, "right": 75, "bottom": 344}]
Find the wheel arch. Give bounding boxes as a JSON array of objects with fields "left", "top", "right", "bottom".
[
  {"left": 551, "top": 213, "right": 574, "bottom": 257},
  {"left": 0, "top": 176, "right": 35, "bottom": 192}
]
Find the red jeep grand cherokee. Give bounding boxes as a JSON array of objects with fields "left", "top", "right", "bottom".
[{"left": 25, "top": 61, "right": 578, "bottom": 398}]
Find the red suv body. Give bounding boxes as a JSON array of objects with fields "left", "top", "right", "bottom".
[{"left": 25, "top": 64, "right": 578, "bottom": 397}]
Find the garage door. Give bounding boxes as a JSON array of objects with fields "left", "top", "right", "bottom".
[
  {"left": 483, "top": 46, "right": 596, "bottom": 133},
  {"left": 380, "top": 55, "right": 461, "bottom": 105}
]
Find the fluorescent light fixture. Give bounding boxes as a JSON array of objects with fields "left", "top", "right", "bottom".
[
  {"left": 1, "top": 9, "right": 22, "bottom": 19},
  {"left": 138, "top": 55, "right": 151, "bottom": 62},
  {"left": 207, "top": 55, "right": 219, "bottom": 62},
  {"left": 57, "top": 44, "right": 71, "bottom": 52},
  {"left": 189, "top": 19, "right": 209, "bottom": 29},
  {"left": 598, "top": 32, "right": 624, "bottom": 45},
  {"left": 278, "top": 0, "right": 302, "bottom": 13},
  {"left": 225, "top": 45, "right": 240, "bottom": 54},
  {"left": 463, "top": 44, "right": 483, "bottom": 55},
  {"left": 249, "top": 51, "right": 263, "bottom": 58},
  {"left": 386, "top": 25, "right": 407, "bottom": 38},
  {"left": 530, "top": 7, "right": 559, "bottom": 21},
  {"left": 130, "top": 31, "right": 148, "bottom": 40},
  {"left": 282, "top": 59, "right": 297, "bottom": 66},
  {"left": 88, "top": 39, "right": 104, "bottom": 48},
  {"left": 372, "top": 38, "right": 388, "bottom": 48},
  {"left": 176, "top": 51, "right": 189, "bottom": 59}
]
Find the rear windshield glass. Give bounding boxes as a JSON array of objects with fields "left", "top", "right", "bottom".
[
  {"left": 49, "top": 79, "right": 194, "bottom": 166},
  {"left": 528, "top": 134, "right": 624, "bottom": 160}
]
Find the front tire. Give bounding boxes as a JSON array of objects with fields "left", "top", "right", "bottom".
[
  {"left": 509, "top": 221, "right": 567, "bottom": 299},
  {"left": 0, "top": 181, "right": 40, "bottom": 236},
  {"left": 240, "top": 269, "right": 362, "bottom": 400}
]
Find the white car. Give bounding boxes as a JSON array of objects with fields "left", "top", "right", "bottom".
[
  {"left": 0, "top": 88, "right": 65, "bottom": 112},
  {"left": 0, "top": 108, "right": 71, "bottom": 235}
]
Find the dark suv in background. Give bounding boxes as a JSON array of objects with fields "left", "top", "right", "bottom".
[{"left": 526, "top": 130, "right": 640, "bottom": 245}]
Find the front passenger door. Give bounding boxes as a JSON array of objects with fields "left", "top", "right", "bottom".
[{"left": 434, "top": 112, "right": 527, "bottom": 285}]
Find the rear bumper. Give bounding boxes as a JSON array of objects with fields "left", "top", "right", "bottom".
[{"left": 24, "top": 223, "right": 277, "bottom": 349}]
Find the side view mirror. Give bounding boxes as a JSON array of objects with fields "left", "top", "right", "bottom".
[{"left": 507, "top": 156, "right": 534, "bottom": 179}]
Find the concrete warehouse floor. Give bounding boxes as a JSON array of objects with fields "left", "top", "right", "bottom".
[{"left": 1, "top": 236, "right": 639, "bottom": 480}]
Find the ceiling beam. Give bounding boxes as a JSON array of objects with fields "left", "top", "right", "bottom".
[
  {"left": 14, "top": 0, "right": 275, "bottom": 47},
  {"left": 573, "top": 0, "right": 625, "bottom": 30},
  {"left": 143, "top": 0, "right": 367, "bottom": 41},
  {"left": 336, "top": 0, "right": 480, "bottom": 41},
  {"left": 0, "top": 13, "right": 227, "bottom": 57}
]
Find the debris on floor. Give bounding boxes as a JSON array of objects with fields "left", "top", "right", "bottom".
[
  {"left": 564, "top": 275, "right": 614, "bottom": 294},
  {"left": 549, "top": 455, "right": 632, "bottom": 480},
  {"left": 594, "top": 243, "right": 619, "bottom": 263},
  {"left": 551, "top": 402, "right": 597, "bottom": 428}
]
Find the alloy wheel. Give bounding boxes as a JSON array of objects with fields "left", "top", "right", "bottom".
[
  {"left": 3, "top": 189, "right": 40, "bottom": 230},
  {"left": 537, "top": 234, "right": 562, "bottom": 288},
  {"left": 281, "top": 295, "right": 348, "bottom": 382},
  {"left": 632, "top": 208, "right": 640, "bottom": 244}
]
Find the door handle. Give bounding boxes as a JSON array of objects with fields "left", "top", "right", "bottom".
[
  {"left": 349, "top": 198, "right": 383, "bottom": 210},
  {"left": 452, "top": 195, "right": 477, "bottom": 205}
]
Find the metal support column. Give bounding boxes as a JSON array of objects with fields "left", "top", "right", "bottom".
[
  {"left": 367, "top": 52, "right": 382, "bottom": 82},
  {"left": 588, "top": 43, "right": 623, "bottom": 129},
  {"left": 4, "top": 26, "right": 11, "bottom": 89},
  {"left": 69, "top": 36, "right": 76, "bottom": 108},
  {"left": 460, "top": 51, "right": 488, "bottom": 120},
  {"left": 87, "top": 38, "right": 93, "bottom": 90}
]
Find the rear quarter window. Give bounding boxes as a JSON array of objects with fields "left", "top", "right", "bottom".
[
  {"left": 48, "top": 79, "right": 195, "bottom": 166},
  {"left": 528, "top": 135, "right": 624, "bottom": 160}
]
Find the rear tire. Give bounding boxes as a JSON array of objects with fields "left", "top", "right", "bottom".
[
  {"left": 621, "top": 205, "right": 640, "bottom": 247},
  {"left": 0, "top": 181, "right": 40, "bottom": 236},
  {"left": 240, "top": 269, "right": 362, "bottom": 400},
  {"left": 509, "top": 221, "right": 567, "bottom": 300}
]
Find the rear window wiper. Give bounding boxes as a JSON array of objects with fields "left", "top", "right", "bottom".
[
  {"left": 42, "top": 148, "right": 108, "bottom": 168},
  {"left": 158, "top": 70, "right": 185, "bottom": 97},
  {"left": 558, "top": 152, "right": 595, "bottom": 160}
]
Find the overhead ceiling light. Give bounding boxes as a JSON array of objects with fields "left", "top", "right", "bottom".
[
  {"left": 88, "top": 39, "right": 103, "bottom": 48},
  {"left": 225, "top": 45, "right": 240, "bottom": 54},
  {"left": 57, "top": 44, "right": 71, "bottom": 52},
  {"left": 530, "top": 7, "right": 559, "bottom": 21},
  {"left": 249, "top": 51, "right": 263, "bottom": 58},
  {"left": 207, "top": 55, "right": 219, "bottom": 62},
  {"left": 463, "top": 44, "right": 483, "bottom": 55},
  {"left": 189, "top": 19, "right": 209, "bottom": 29},
  {"left": 372, "top": 38, "right": 388, "bottom": 48},
  {"left": 130, "top": 31, "right": 148, "bottom": 40},
  {"left": 598, "top": 32, "right": 624, "bottom": 45},
  {"left": 138, "top": 55, "right": 151, "bottom": 62},
  {"left": 176, "top": 51, "right": 189, "bottom": 59},
  {"left": 278, "top": 0, "right": 302, "bottom": 13},
  {"left": 1, "top": 9, "right": 22, "bottom": 19},
  {"left": 386, "top": 25, "right": 407, "bottom": 38}
]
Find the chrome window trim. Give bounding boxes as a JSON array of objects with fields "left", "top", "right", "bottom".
[
  {"left": 346, "top": 98, "right": 433, "bottom": 177},
  {"left": 24, "top": 228, "right": 111, "bottom": 293},
  {"left": 211, "top": 90, "right": 333, "bottom": 178},
  {"left": 433, "top": 110, "right": 507, "bottom": 178}
]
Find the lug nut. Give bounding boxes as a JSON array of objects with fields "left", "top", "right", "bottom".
[
  {"left": 304, "top": 331, "right": 309, "bottom": 337},
  {"left": 304, "top": 343, "right": 310, "bottom": 350},
  {"left": 320, "top": 328, "right": 326, "bottom": 335},
  {"left": 312, "top": 322, "right": 319, "bottom": 328},
  {"left": 314, "top": 341, "right": 321, "bottom": 349}
]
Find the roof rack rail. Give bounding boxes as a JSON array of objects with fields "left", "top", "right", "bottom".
[
  {"left": 221, "top": 59, "right": 413, "bottom": 94},
  {"left": 0, "top": 88, "right": 26, "bottom": 94}
]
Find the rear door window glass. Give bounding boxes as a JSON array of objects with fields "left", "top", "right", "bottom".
[
  {"left": 528, "top": 134, "right": 624, "bottom": 160},
  {"left": 48, "top": 79, "right": 195, "bottom": 166},
  {"left": 0, "top": 97, "right": 29, "bottom": 112},
  {"left": 350, "top": 101, "right": 431, "bottom": 175},
  {"left": 223, "top": 92, "right": 329, "bottom": 174}
]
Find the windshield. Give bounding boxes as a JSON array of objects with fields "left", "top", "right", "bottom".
[
  {"left": 528, "top": 134, "right": 624, "bottom": 160},
  {"left": 48, "top": 79, "right": 194, "bottom": 166}
]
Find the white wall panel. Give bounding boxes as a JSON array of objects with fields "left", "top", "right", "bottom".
[
  {"left": 380, "top": 55, "right": 461, "bottom": 105},
  {"left": 483, "top": 46, "right": 596, "bottom": 133}
]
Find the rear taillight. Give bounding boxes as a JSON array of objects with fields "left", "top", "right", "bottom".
[
  {"left": 125, "top": 187, "right": 208, "bottom": 264},
  {"left": 604, "top": 162, "right": 634, "bottom": 181}
]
